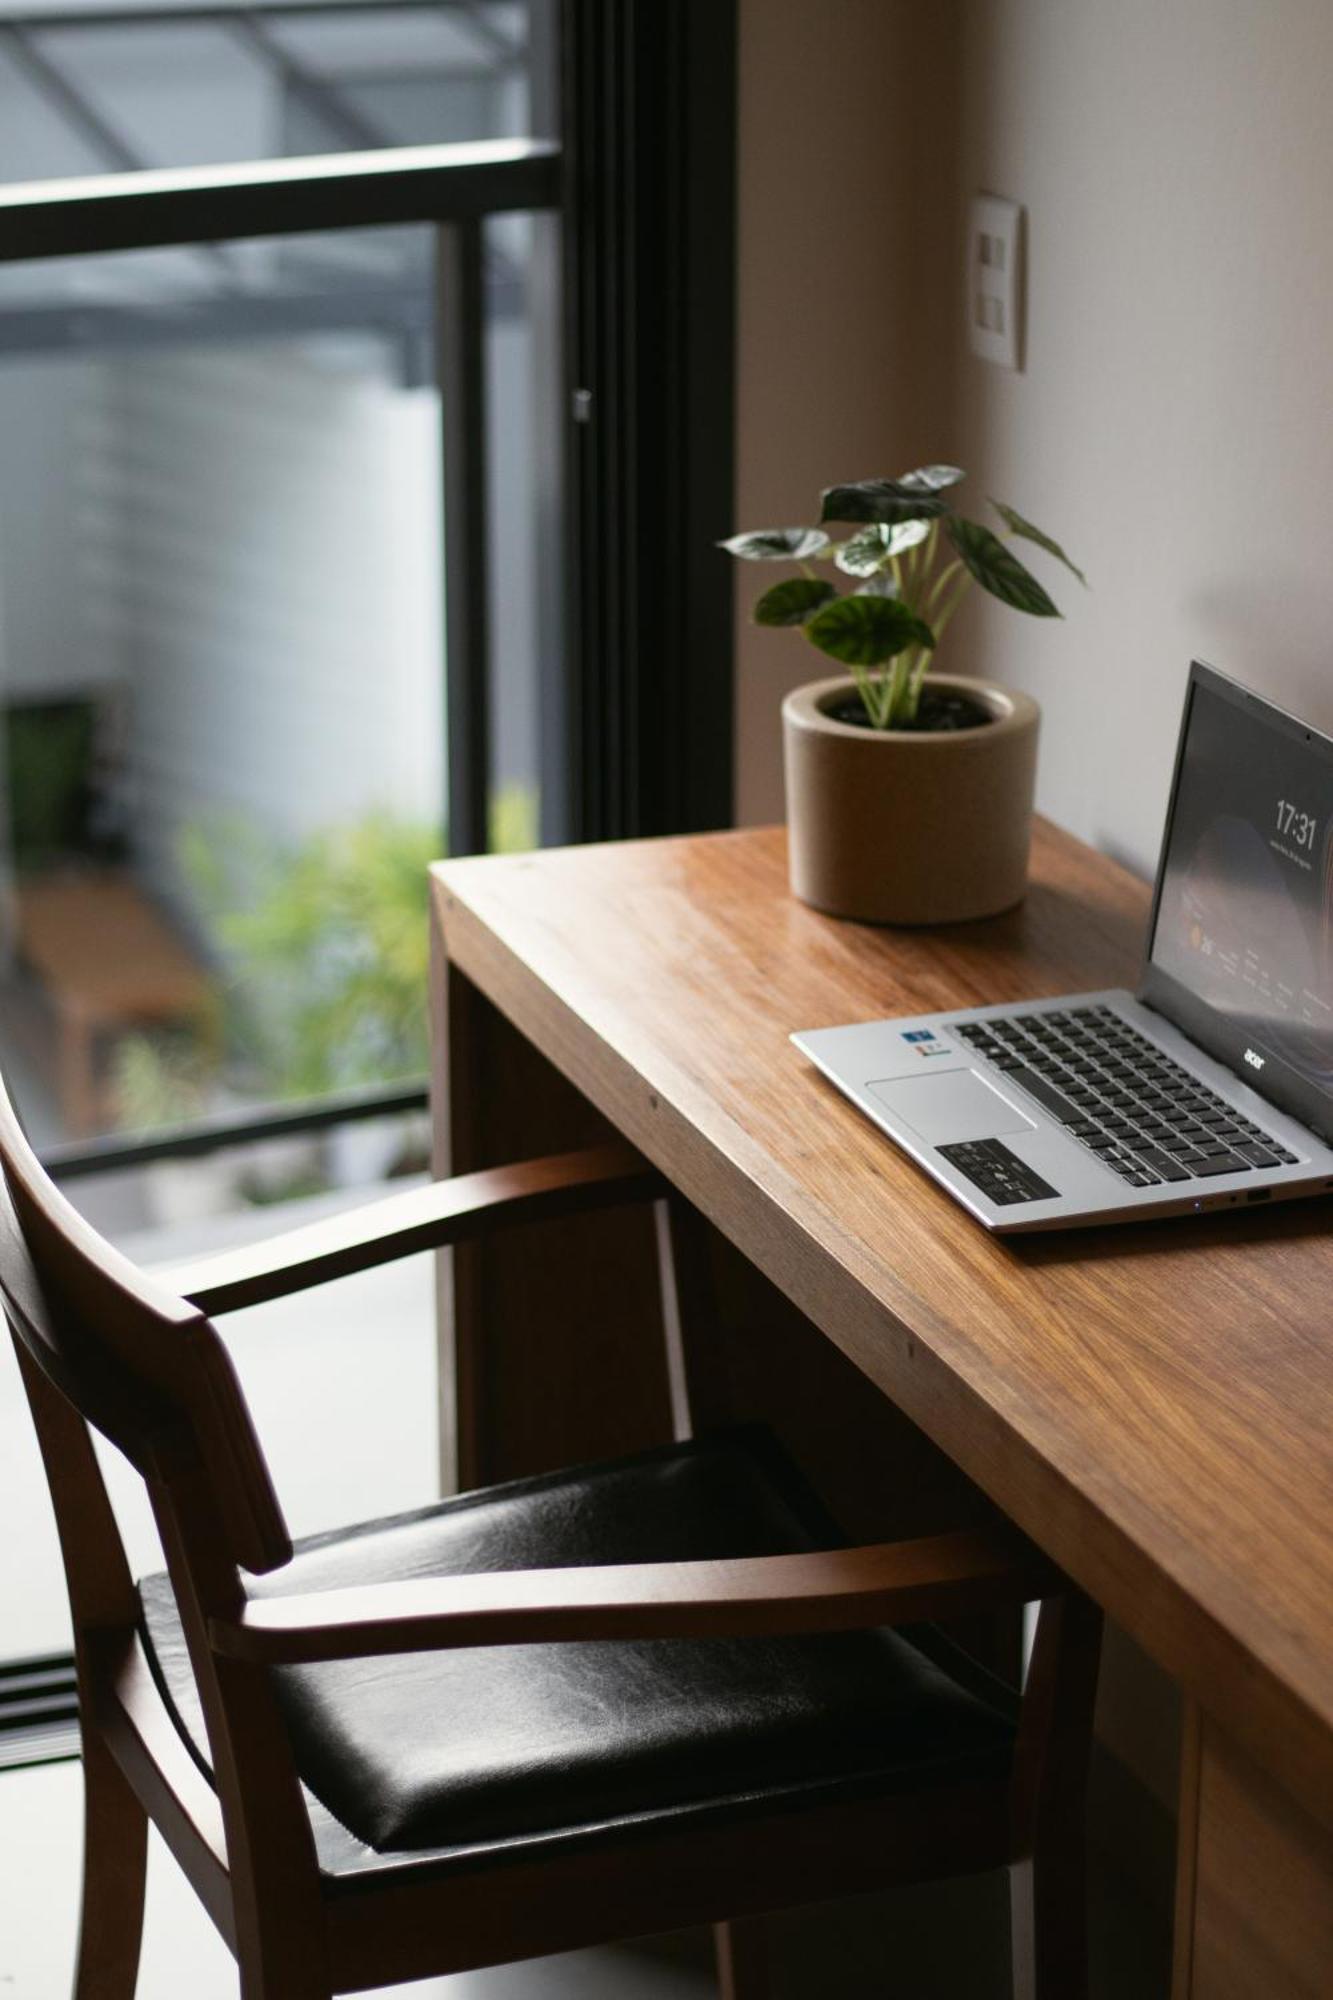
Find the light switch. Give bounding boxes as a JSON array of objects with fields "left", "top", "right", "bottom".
[{"left": 968, "top": 194, "right": 1024, "bottom": 370}]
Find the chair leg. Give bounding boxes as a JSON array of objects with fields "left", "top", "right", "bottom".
[
  {"left": 74, "top": 1733, "right": 147, "bottom": 2000},
  {"left": 235, "top": 1922, "right": 333, "bottom": 2000},
  {"left": 238, "top": 1968, "right": 330, "bottom": 2000},
  {"left": 234, "top": 1910, "right": 334, "bottom": 2000},
  {"left": 1009, "top": 1844, "right": 1087, "bottom": 2000},
  {"left": 1008, "top": 1591, "right": 1101, "bottom": 2000},
  {"left": 714, "top": 1917, "right": 771, "bottom": 2000}
]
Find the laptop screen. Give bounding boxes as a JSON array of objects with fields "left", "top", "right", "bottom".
[{"left": 1144, "top": 664, "right": 1333, "bottom": 1131}]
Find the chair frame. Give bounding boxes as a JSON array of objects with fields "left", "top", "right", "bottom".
[{"left": 0, "top": 1081, "right": 1102, "bottom": 2000}]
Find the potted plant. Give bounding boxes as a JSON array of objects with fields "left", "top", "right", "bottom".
[{"left": 723, "top": 465, "right": 1085, "bottom": 922}]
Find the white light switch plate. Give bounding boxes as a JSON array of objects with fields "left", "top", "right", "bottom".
[{"left": 968, "top": 194, "right": 1024, "bottom": 370}]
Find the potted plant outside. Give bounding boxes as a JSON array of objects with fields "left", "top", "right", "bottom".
[{"left": 723, "top": 465, "right": 1085, "bottom": 923}]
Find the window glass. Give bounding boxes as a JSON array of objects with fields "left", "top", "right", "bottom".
[
  {"left": 0, "top": 2, "right": 535, "bottom": 185},
  {"left": 0, "top": 2, "right": 560, "bottom": 1675},
  {"left": 486, "top": 207, "right": 562, "bottom": 851},
  {"left": 0, "top": 201, "right": 559, "bottom": 1659},
  {"left": 0, "top": 224, "right": 445, "bottom": 1159}
]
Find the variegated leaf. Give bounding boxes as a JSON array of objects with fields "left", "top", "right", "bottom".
[
  {"left": 897, "top": 464, "right": 966, "bottom": 492},
  {"left": 819, "top": 479, "right": 949, "bottom": 526},
  {"left": 805, "top": 594, "right": 936, "bottom": 666},
  {"left": 990, "top": 501, "right": 1087, "bottom": 586},
  {"left": 718, "top": 526, "right": 829, "bottom": 561},
  {"left": 944, "top": 517, "right": 1061, "bottom": 617},
  {"left": 753, "top": 577, "right": 836, "bottom": 626},
  {"left": 835, "top": 520, "right": 931, "bottom": 576}
]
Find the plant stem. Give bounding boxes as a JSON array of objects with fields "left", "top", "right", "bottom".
[
  {"left": 931, "top": 569, "right": 973, "bottom": 643},
  {"left": 896, "top": 648, "right": 920, "bottom": 720},
  {"left": 913, "top": 520, "right": 939, "bottom": 610},
  {"left": 847, "top": 661, "right": 878, "bottom": 725},
  {"left": 902, "top": 533, "right": 924, "bottom": 605},
  {"left": 885, "top": 654, "right": 912, "bottom": 726},
  {"left": 924, "top": 556, "right": 963, "bottom": 617}
]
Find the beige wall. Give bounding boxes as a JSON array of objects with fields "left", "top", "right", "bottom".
[
  {"left": 732, "top": 0, "right": 962, "bottom": 825},
  {"left": 949, "top": 0, "right": 1333, "bottom": 878},
  {"left": 737, "top": 0, "right": 1333, "bottom": 877}
]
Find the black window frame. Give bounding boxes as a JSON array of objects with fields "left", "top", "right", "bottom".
[{"left": 562, "top": 0, "right": 738, "bottom": 842}]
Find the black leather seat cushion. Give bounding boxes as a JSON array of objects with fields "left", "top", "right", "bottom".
[{"left": 140, "top": 1430, "right": 1013, "bottom": 1860}]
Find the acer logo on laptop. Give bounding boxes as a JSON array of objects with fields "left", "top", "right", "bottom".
[{"left": 1243, "top": 1048, "right": 1266, "bottom": 1071}]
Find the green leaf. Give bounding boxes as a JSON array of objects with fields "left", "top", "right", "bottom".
[
  {"left": 944, "top": 516, "right": 1061, "bottom": 616},
  {"left": 718, "top": 526, "right": 829, "bottom": 561},
  {"left": 990, "top": 501, "right": 1087, "bottom": 586},
  {"left": 853, "top": 573, "right": 901, "bottom": 599},
  {"left": 834, "top": 519, "right": 930, "bottom": 576},
  {"left": 819, "top": 479, "right": 950, "bottom": 526},
  {"left": 805, "top": 594, "right": 936, "bottom": 667},
  {"left": 897, "top": 464, "right": 965, "bottom": 492},
  {"left": 753, "top": 577, "right": 836, "bottom": 627}
]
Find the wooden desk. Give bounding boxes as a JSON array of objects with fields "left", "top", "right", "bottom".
[{"left": 431, "top": 819, "right": 1333, "bottom": 1999}]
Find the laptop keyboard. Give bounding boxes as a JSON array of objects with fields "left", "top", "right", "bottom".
[{"left": 951, "top": 1005, "right": 1299, "bottom": 1189}]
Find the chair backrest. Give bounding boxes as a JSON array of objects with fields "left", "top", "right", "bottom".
[{"left": 0, "top": 1071, "right": 291, "bottom": 1583}]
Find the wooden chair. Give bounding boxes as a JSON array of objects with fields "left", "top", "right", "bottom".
[{"left": 0, "top": 1069, "right": 1103, "bottom": 2000}]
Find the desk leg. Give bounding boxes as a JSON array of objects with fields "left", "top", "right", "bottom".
[
  {"left": 431, "top": 942, "right": 673, "bottom": 1493},
  {"left": 1172, "top": 1703, "right": 1333, "bottom": 1998}
]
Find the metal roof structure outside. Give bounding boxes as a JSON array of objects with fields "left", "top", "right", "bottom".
[{"left": 0, "top": 0, "right": 533, "bottom": 370}]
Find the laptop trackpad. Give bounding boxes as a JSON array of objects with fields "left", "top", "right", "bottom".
[{"left": 868, "top": 1071, "right": 1037, "bottom": 1145}]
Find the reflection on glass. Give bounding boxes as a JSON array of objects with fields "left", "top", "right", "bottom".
[{"left": 1150, "top": 680, "right": 1333, "bottom": 1090}]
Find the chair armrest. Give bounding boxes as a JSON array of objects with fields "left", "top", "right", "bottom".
[
  {"left": 166, "top": 1142, "right": 664, "bottom": 1315},
  {"left": 210, "top": 1527, "right": 1059, "bottom": 1665}
]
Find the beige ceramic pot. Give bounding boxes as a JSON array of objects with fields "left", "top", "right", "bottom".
[{"left": 782, "top": 673, "right": 1040, "bottom": 924}]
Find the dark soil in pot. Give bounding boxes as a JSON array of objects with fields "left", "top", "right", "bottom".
[{"left": 824, "top": 688, "right": 995, "bottom": 733}]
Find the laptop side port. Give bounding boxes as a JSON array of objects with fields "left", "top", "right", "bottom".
[{"left": 1246, "top": 1188, "right": 1272, "bottom": 1203}]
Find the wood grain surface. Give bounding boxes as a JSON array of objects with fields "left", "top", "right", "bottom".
[
  {"left": 165, "top": 1144, "right": 662, "bottom": 1316},
  {"left": 430, "top": 945, "right": 672, "bottom": 1491},
  {"left": 431, "top": 820, "right": 1333, "bottom": 1825},
  {"left": 211, "top": 1527, "right": 1047, "bottom": 1663},
  {"left": 1176, "top": 1707, "right": 1333, "bottom": 1998}
]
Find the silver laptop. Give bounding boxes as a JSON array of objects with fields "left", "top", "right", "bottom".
[{"left": 793, "top": 662, "right": 1333, "bottom": 1231}]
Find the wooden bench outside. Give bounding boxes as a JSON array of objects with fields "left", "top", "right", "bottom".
[{"left": 14, "top": 868, "right": 213, "bottom": 1135}]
